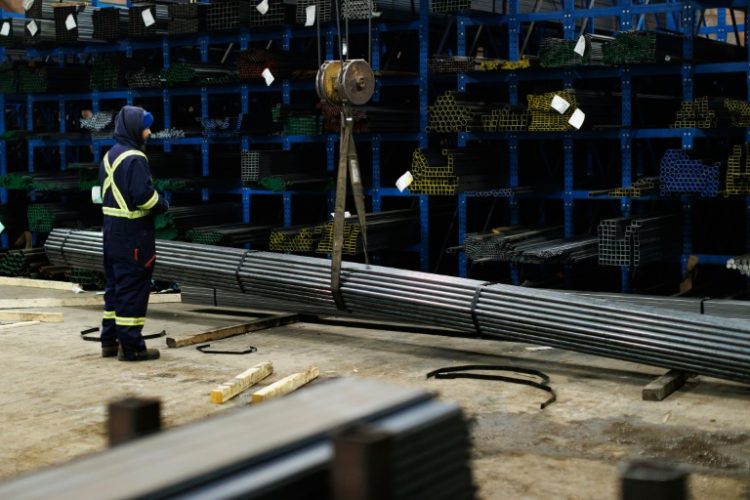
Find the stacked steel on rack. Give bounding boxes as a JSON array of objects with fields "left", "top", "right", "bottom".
[
  {"left": 0, "top": 64, "right": 16, "bottom": 93},
  {"left": 92, "top": 7, "right": 124, "bottom": 41},
  {"left": 320, "top": 102, "right": 419, "bottom": 133},
  {"left": 539, "top": 34, "right": 611, "bottom": 67},
  {"left": 341, "top": 0, "right": 375, "bottom": 19},
  {"left": 269, "top": 224, "right": 325, "bottom": 252},
  {"left": 727, "top": 253, "right": 750, "bottom": 277},
  {"left": 238, "top": 47, "right": 315, "bottom": 86},
  {"left": 128, "top": 2, "right": 168, "bottom": 37},
  {"left": 724, "top": 99, "right": 750, "bottom": 126},
  {"left": 0, "top": 248, "right": 49, "bottom": 277},
  {"left": 160, "top": 62, "right": 237, "bottom": 87},
  {"left": 240, "top": 148, "right": 328, "bottom": 190},
  {"left": 186, "top": 223, "right": 274, "bottom": 247},
  {"left": 0, "top": 170, "right": 95, "bottom": 191},
  {"left": 155, "top": 203, "right": 241, "bottom": 240},
  {"left": 294, "top": 0, "right": 332, "bottom": 23},
  {"left": 52, "top": 3, "right": 83, "bottom": 43},
  {"left": 428, "top": 56, "right": 531, "bottom": 73},
  {"left": 429, "top": 0, "right": 501, "bottom": 14},
  {"left": 206, "top": 0, "right": 241, "bottom": 31},
  {"left": 602, "top": 31, "right": 658, "bottom": 64},
  {"left": 428, "top": 92, "right": 514, "bottom": 132},
  {"left": 81, "top": 111, "right": 115, "bottom": 139},
  {"left": 671, "top": 97, "right": 731, "bottom": 128},
  {"left": 27, "top": 203, "right": 87, "bottom": 233},
  {"left": 465, "top": 226, "right": 598, "bottom": 264},
  {"left": 317, "top": 209, "right": 420, "bottom": 255},
  {"left": 23, "top": 18, "right": 56, "bottom": 45},
  {"left": 202, "top": 113, "right": 247, "bottom": 137},
  {"left": 150, "top": 128, "right": 185, "bottom": 140},
  {"left": 126, "top": 66, "right": 161, "bottom": 88},
  {"left": 167, "top": 2, "right": 206, "bottom": 34},
  {"left": 527, "top": 90, "right": 578, "bottom": 132},
  {"left": 590, "top": 176, "right": 660, "bottom": 198},
  {"left": 659, "top": 149, "right": 721, "bottom": 197},
  {"left": 246, "top": 0, "right": 286, "bottom": 26},
  {"left": 90, "top": 57, "right": 122, "bottom": 90},
  {"left": 46, "top": 229, "right": 750, "bottom": 385},
  {"left": 410, "top": 148, "right": 500, "bottom": 195},
  {"left": 15, "top": 63, "right": 90, "bottom": 93},
  {"left": 598, "top": 214, "right": 679, "bottom": 267},
  {"left": 274, "top": 104, "right": 323, "bottom": 135},
  {"left": 481, "top": 105, "right": 528, "bottom": 131},
  {"left": 726, "top": 144, "right": 750, "bottom": 196}
]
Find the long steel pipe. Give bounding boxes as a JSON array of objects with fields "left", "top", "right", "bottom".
[{"left": 45, "top": 229, "right": 750, "bottom": 384}]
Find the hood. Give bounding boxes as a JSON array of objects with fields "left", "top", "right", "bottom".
[{"left": 114, "top": 106, "right": 146, "bottom": 148}]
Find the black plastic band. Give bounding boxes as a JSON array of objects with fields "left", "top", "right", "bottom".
[
  {"left": 700, "top": 297, "right": 710, "bottom": 315},
  {"left": 235, "top": 250, "right": 258, "bottom": 294}
]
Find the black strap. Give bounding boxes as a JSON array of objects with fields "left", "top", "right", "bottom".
[
  {"left": 235, "top": 250, "right": 257, "bottom": 294},
  {"left": 470, "top": 281, "right": 493, "bottom": 334},
  {"left": 426, "top": 364, "right": 557, "bottom": 409},
  {"left": 196, "top": 344, "right": 257, "bottom": 355},
  {"left": 700, "top": 297, "right": 710, "bottom": 315},
  {"left": 80, "top": 328, "right": 166, "bottom": 342}
]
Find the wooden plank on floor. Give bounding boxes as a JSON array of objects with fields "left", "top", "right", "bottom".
[
  {"left": 166, "top": 313, "right": 299, "bottom": 348},
  {"left": 642, "top": 370, "right": 688, "bottom": 401},
  {"left": 0, "top": 321, "right": 40, "bottom": 330},
  {"left": 0, "top": 277, "right": 81, "bottom": 291},
  {"left": 0, "top": 310, "right": 64, "bottom": 323},
  {"left": 251, "top": 366, "right": 319, "bottom": 404},
  {"left": 210, "top": 362, "right": 274, "bottom": 404},
  {"left": 0, "top": 293, "right": 181, "bottom": 310}
]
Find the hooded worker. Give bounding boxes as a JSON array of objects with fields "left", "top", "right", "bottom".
[{"left": 98, "top": 105, "right": 168, "bottom": 361}]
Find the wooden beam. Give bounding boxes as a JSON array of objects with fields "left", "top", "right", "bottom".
[
  {"left": 210, "top": 362, "right": 274, "bottom": 404},
  {"left": 0, "top": 321, "right": 40, "bottom": 330},
  {"left": 251, "top": 366, "right": 319, "bottom": 404},
  {"left": 0, "top": 311, "right": 64, "bottom": 323},
  {"left": 166, "top": 314, "right": 299, "bottom": 348},
  {"left": 642, "top": 370, "right": 689, "bottom": 401},
  {"left": 0, "top": 277, "right": 81, "bottom": 291},
  {"left": 0, "top": 293, "right": 180, "bottom": 310}
]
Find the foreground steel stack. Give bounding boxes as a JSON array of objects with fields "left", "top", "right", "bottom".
[
  {"left": 727, "top": 253, "right": 750, "bottom": 277},
  {"left": 46, "top": 229, "right": 750, "bottom": 385}
]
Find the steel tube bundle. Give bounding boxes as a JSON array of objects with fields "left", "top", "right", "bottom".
[{"left": 46, "top": 228, "right": 750, "bottom": 384}]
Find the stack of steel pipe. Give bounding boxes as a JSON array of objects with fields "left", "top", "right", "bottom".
[
  {"left": 46, "top": 228, "right": 750, "bottom": 384},
  {"left": 92, "top": 7, "right": 124, "bottom": 41},
  {"left": 727, "top": 253, "right": 750, "bottom": 277},
  {"left": 598, "top": 214, "right": 680, "bottom": 267},
  {"left": 155, "top": 203, "right": 241, "bottom": 240},
  {"left": 428, "top": 91, "right": 506, "bottom": 133},
  {"left": 316, "top": 208, "right": 420, "bottom": 255},
  {"left": 410, "top": 147, "right": 501, "bottom": 195},
  {"left": 186, "top": 223, "right": 275, "bottom": 247},
  {"left": 269, "top": 224, "right": 325, "bottom": 252},
  {"left": 0, "top": 248, "right": 49, "bottom": 277},
  {"left": 726, "top": 144, "right": 750, "bottom": 196},
  {"left": 659, "top": 149, "right": 721, "bottom": 198}
]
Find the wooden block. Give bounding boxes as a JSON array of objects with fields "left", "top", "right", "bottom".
[
  {"left": 0, "top": 310, "right": 63, "bottom": 323},
  {"left": 642, "top": 370, "right": 688, "bottom": 401},
  {"left": 0, "top": 293, "right": 180, "bottom": 310},
  {"left": 166, "top": 313, "right": 299, "bottom": 348},
  {"left": 0, "top": 277, "right": 81, "bottom": 291},
  {"left": 0, "top": 321, "right": 40, "bottom": 330},
  {"left": 251, "top": 366, "right": 319, "bottom": 404},
  {"left": 210, "top": 361, "right": 274, "bottom": 404}
]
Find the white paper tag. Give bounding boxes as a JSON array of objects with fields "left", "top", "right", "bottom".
[
  {"left": 0, "top": 22, "right": 10, "bottom": 37},
  {"left": 256, "top": 0, "right": 269, "bottom": 15},
  {"left": 26, "top": 20, "right": 38, "bottom": 37},
  {"left": 330, "top": 211, "right": 352, "bottom": 219},
  {"left": 91, "top": 186, "right": 103, "bottom": 204},
  {"left": 395, "top": 171, "right": 414, "bottom": 192},
  {"left": 304, "top": 4, "right": 316, "bottom": 26},
  {"left": 65, "top": 13, "right": 77, "bottom": 31},
  {"left": 342, "top": 41, "right": 348, "bottom": 56},
  {"left": 550, "top": 95, "right": 570, "bottom": 114},
  {"left": 261, "top": 67, "right": 274, "bottom": 86},
  {"left": 568, "top": 108, "right": 585, "bottom": 129},
  {"left": 141, "top": 8, "right": 155, "bottom": 27},
  {"left": 23, "top": 0, "right": 34, "bottom": 11},
  {"left": 573, "top": 35, "right": 586, "bottom": 56},
  {"left": 0, "top": 221, "right": 4, "bottom": 235}
]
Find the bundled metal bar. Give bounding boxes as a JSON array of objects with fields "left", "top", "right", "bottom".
[
  {"left": 466, "top": 226, "right": 597, "bottom": 264},
  {"left": 659, "top": 149, "right": 721, "bottom": 198},
  {"left": 597, "top": 214, "right": 680, "bottom": 267},
  {"left": 727, "top": 253, "right": 750, "bottom": 277},
  {"left": 46, "top": 229, "right": 750, "bottom": 385}
]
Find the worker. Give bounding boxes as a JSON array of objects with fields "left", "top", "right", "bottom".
[{"left": 99, "top": 105, "right": 168, "bottom": 361}]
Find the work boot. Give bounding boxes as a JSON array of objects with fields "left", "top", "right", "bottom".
[
  {"left": 102, "top": 345, "right": 120, "bottom": 358},
  {"left": 118, "top": 347, "right": 160, "bottom": 361}
]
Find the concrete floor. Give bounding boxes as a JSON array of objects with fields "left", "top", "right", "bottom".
[{"left": 0, "top": 284, "right": 749, "bottom": 499}]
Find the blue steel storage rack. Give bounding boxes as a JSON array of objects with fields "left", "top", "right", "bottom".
[
  {"left": 2, "top": 0, "right": 749, "bottom": 292},
  {"left": 0, "top": 2, "right": 432, "bottom": 268},
  {"left": 444, "top": 0, "right": 750, "bottom": 292}
]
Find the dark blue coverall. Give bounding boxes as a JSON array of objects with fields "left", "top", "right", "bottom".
[{"left": 99, "top": 106, "right": 168, "bottom": 357}]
